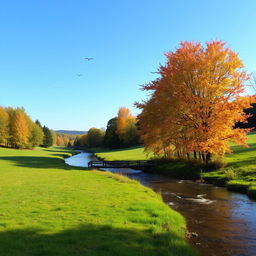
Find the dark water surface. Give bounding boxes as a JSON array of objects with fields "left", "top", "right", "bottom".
[{"left": 65, "top": 152, "right": 256, "bottom": 256}]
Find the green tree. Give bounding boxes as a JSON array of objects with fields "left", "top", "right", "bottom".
[
  {"left": 80, "top": 134, "right": 88, "bottom": 147},
  {"left": 74, "top": 135, "right": 82, "bottom": 147},
  {"left": 42, "top": 126, "right": 53, "bottom": 147},
  {"left": 51, "top": 130, "right": 57, "bottom": 145},
  {"left": 122, "top": 118, "right": 139, "bottom": 146},
  {"left": 28, "top": 122, "right": 44, "bottom": 148},
  {"left": 87, "top": 128, "right": 104, "bottom": 147},
  {"left": 35, "top": 120, "right": 43, "bottom": 129},
  {"left": 104, "top": 118, "right": 122, "bottom": 148}
]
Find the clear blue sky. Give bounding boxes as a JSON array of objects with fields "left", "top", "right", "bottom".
[{"left": 1, "top": 0, "right": 256, "bottom": 130}]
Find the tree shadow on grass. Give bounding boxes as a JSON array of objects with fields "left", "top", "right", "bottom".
[
  {"left": 230, "top": 143, "right": 256, "bottom": 154},
  {"left": 228, "top": 157, "right": 256, "bottom": 169},
  {"left": 41, "top": 147, "right": 74, "bottom": 154},
  {"left": 0, "top": 156, "right": 87, "bottom": 171},
  {"left": 0, "top": 224, "right": 196, "bottom": 256}
]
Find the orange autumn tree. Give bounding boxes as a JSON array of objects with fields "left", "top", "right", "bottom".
[
  {"left": 117, "top": 107, "right": 138, "bottom": 146},
  {"left": 117, "top": 107, "right": 133, "bottom": 135},
  {"left": 136, "top": 40, "right": 255, "bottom": 161}
]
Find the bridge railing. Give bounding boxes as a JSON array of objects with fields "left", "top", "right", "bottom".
[{"left": 88, "top": 160, "right": 156, "bottom": 168}]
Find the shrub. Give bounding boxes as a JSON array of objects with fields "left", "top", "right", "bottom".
[
  {"left": 156, "top": 161, "right": 201, "bottom": 180},
  {"left": 224, "top": 168, "right": 236, "bottom": 180},
  {"left": 201, "top": 158, "right": 226, "bottom": 171}
]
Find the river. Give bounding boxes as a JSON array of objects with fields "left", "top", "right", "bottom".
[{"left": 65, "top": 151, "right": 256, "bottom": 256}]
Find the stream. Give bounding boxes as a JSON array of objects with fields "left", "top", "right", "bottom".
[{"left": 65, "top": 151, "right": 256, "bottom": 256}]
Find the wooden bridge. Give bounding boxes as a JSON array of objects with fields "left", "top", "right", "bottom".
[{"left": 88, "top": 160, "right": 156, "bottom": 168}]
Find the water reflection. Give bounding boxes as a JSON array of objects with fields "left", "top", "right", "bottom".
[{"left": 65, "top": 152, "right": 256, "bottom": 256}]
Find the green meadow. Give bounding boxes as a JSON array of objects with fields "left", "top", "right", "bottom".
[
  {"left": 0, "top": 146, "right": 196, "bottom": 256},
  {"left": 92, "top": 146, "right": 152, "bottom": 161},
  {"left": 93, "top": 134, "right": 256, "bottom": 199}
]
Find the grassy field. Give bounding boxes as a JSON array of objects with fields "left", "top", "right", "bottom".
[
  {"left": 0, "top": 146, "right": 196, "bottom": 256},
  {"left": 91, "top": 146, "right": 152, "bottom": 161},
  {"left": 92, "top": 135, "right": 256, "bottom": 199}
]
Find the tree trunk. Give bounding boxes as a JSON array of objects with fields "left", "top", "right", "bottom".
[
  {"left": 201, "top": 152, "right": 205, "bottom": 162},
  {"left": 163, "top": 147, "right": 167, "bottom": 159},
  {"left": 187, "top": 153, "right": 190, "bottom": 160},
  {"left": 206, "top": 152, "right": 212, "bottom": 163},
  {"left": 194, "top": 151, "right": 197, "bottom": 159}
]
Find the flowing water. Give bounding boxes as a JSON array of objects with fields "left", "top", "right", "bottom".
[{"left": 65, "top": 152, "right": 256, "bottom": 256}]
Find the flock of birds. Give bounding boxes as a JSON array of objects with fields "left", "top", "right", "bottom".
[{"left": 76, "top": 57, "right": 94, "bottom": 77}]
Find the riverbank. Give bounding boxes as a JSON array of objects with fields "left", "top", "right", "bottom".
[
  {"left": 202, "top": 133, "right": 256, "bottom": 199},
  {"left": 0, "top": 146, "right": 196, "bottom": 256},
  {"left": 90, "top": 135, "right": 256, "bottom": 199}
]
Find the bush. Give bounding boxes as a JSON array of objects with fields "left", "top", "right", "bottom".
[
  {"left": 201, "top": 158, "right": 226, "bottom": 171},
  {"left": 224, "top": 168, "right": 236, "bottom": 180},
  {"left": 156, "top": 160, "right": 201, "bottom": 180}
]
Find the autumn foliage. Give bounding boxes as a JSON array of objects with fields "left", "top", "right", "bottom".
[
  {"left": 117, "top": 107, "right": 139, "bottom": 146},
  {"left": 136, "top": 40, "right": 255, "bottom": 161},
  {"left": 0, "top": 107, "right": 44, "bottom": 149},
  {"left": 73, "top": 128, "right": 104, "bottom": 148}
]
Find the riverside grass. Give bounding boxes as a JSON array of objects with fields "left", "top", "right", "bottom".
[
  {"left": 0, "top": 146, "right": 196, "bottom": 256},
  {"left": 91, "top": 146, "right": 153, "bottom": 161},
  {"left": 93, "top": 134, "right": 256, "bottom": 199},
  {"left": 202, "top": 133, "right": 256, "bottom": 198}
]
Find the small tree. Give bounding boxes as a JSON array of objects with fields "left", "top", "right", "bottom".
[
  {"left": 87, "top": 128, "right": 104, "bottom": 147},
  {"left": 42, "top": 126, "right": 53, "bottom": 147},
  {"left": 28, "top": 122, "right": 44, "bottom": 149}
]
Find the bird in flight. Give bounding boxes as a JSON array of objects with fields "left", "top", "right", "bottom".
[
  {"left": 84, "top": 57, "right": 93, "bottom": 61},
  {"left": 76, "top": 74, "right": 83, "bottom": 77}
]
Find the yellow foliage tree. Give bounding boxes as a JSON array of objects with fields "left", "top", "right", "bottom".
[
  {"left": 0, "top": 106, "right": 9, "bottom": 145},
  {"left": 11, "top": 109, "right": 30, "bottom": 148}
]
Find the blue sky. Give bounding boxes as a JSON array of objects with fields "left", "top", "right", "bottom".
[{"left": 1, "top": 0, "right": 256, "bottom": 130}]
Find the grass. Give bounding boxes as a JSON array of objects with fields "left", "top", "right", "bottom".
[
  {"left": 0, "top": 146, "right": 196, "bottom": 256},
  {"left": 91, "top": 146, "right": 153, "bottom": 161},
  {"left": 201, "top": 133, "right": 256, "bottom": 199},
  {"left": 91, "top": 134, "right": 256, "bottom": 199}
]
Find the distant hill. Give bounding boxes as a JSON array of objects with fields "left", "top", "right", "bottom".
[{"left": 56, "top": 130, "right": 86, "bottom": 135}]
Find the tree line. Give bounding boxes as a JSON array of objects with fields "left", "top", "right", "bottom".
[
  {"left": 0, "top": 106, "right": 60, "bottom": 149},
  {"left": 74, "top": 107, "right": 140, "bottom": 149},
  {"left": 56, "top": 133, "right": 76, "bottom": 147}
]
